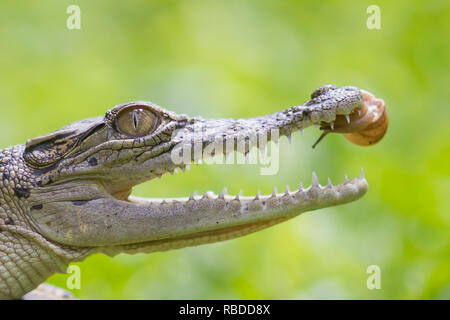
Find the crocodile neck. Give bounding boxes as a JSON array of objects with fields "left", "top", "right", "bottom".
[{"left": 0, "top": 146, "right": 89, "bottom": 299}]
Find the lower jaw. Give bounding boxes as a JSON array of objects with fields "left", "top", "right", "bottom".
[
  {"left": 107, "top": 172, "right": 367, "bottom": 254},
  {"left": 106, "top": 215, "right": 293, "bottom": 255}
]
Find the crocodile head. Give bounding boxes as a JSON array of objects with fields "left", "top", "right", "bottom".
[{"left": 21, "top": 85, "right": 377, "bottom": 255}]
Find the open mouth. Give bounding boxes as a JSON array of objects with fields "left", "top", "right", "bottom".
[
  {"left": 110, "top": 90, "right": 385, "bottom": 253},
  {"left": 127, "top": 88, "right": 386, "bottom": 208}
]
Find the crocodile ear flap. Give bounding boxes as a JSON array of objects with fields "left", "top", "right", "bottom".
[
  {"left": 24, "top": 122, "right": 106, "bottom": 168},
  {"left": 24, "top": 129, "right": 83, "bottom": 168}
]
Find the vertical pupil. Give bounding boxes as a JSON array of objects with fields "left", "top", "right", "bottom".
[{"left": 132, "top": 110, "right": 139, "bottom": 130}]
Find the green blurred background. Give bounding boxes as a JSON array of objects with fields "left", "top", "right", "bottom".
[{"left": 0, "top": 1, "right": 449, "bottom": 299}]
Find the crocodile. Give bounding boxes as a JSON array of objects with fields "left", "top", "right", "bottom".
[{"left": 0, "top": 85, "right": 385, "bottom": 299}]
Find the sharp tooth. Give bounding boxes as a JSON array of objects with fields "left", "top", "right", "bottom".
[
  {"left": 218, "top": 187, "right": 227, "bottom": 199},
  {"left": 344, "top": 174, "right": 349, "bottom": 183},
  {"left": 188, "top": 194, "right": 195, "bottom": 201},
  {"left": 360, "top": 167, "right": 365, "bottom": 178},
  {"left": 174, "top": 168, "right": 179, "bottom": 174},
  {"left": 235, "top": 190, "right": 242, "bottom": 201},
  {"left": 330, "top": 122, "right": 334, "bottom": 130},
  {"left": 299, "top": 128, "right": 304, "bottom": 135},
  {"left": 186, "top": 164, "right": 191, "bottom": 171},
  {"left": 255, "top": 190, "right": 261, "bottom": 200},
  {"left": 327, "top": 178, "right": 333, "bottom": 188},
  {"left": 357, "top": 108, "right": 362, "bottom": 116},
  {"left": 345, "top": 115, "right": 350, "bottom": 124},
  {"left": 157, "top": 174, "right": 162, "bottom": 179},
  {"left": 287, "top": 132, "right": 292, "bottom": 144},
  {"left": 202, "top": 191, "right": 209, "bottom": 199},
  {"left": 284, "top": 185, "right": 290, "bottom": 195},
  {"left": 312, "top": 171, "right": 319, "bottom": 187},
  {"left": 299, "top": 182, "right": 304, "bottom": 191},
  {"left": 271, "top": 187, "right": 278, "bottom": 197}
]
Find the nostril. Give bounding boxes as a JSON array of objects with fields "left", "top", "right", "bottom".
[{"left": 310, "top": 84, "right": 337, "bottom": 99}]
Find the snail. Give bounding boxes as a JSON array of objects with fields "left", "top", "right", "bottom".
[{"left": 312, "top": 90, "right": 388, "bottom": 148}]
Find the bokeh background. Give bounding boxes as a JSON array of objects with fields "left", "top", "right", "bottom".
[{"left": 0, "top": 1, "right": 449, "bottom": 299}]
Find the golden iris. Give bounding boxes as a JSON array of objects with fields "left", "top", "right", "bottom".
[{"left": 116, "top": 106, "right": 158, "bottom": 137}]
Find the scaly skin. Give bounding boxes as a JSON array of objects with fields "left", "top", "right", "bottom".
[{"left": 0, "top": 85, "right": 371, "bottom": 299}]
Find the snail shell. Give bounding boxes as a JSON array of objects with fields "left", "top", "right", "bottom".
[{"left": 320, "top": 89, "right": 388, "bottom": 146}]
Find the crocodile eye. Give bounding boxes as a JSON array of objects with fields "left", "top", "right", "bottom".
[{"left": 116, "top": 106, "right": 159, "bottom": 137}]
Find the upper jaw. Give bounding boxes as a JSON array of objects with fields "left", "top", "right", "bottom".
[
  {"left": 91, "top": 85, "right": 366, "bottom": 198},
  {"left": 132, "top": 85, "right": 365, "bottom": 178}
]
